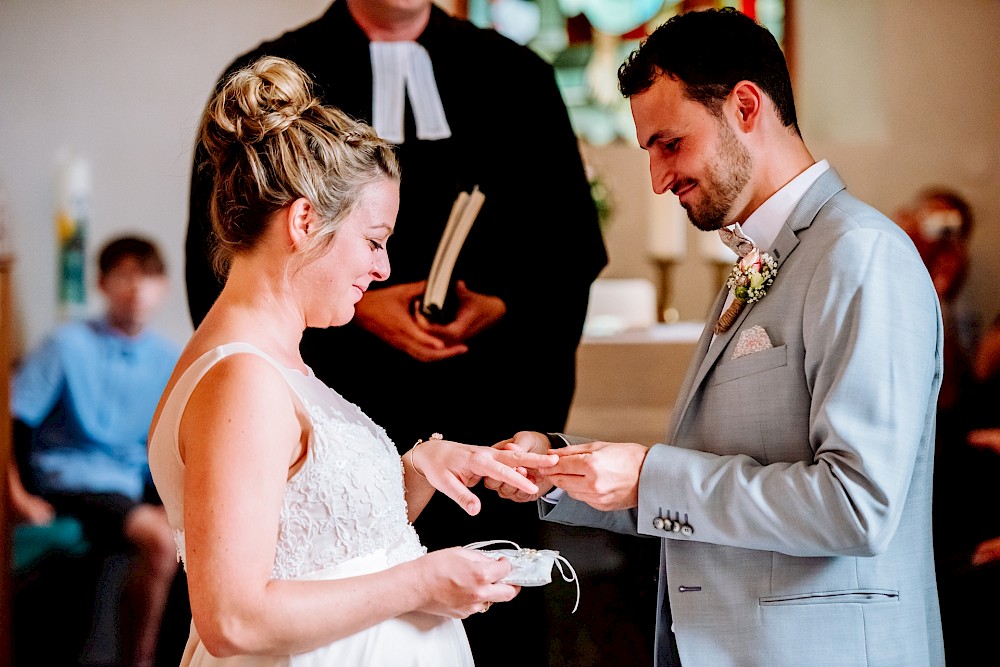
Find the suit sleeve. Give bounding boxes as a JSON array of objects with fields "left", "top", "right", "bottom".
[{"left": 536, "top": 432, "right": 648, "bottom": 537}]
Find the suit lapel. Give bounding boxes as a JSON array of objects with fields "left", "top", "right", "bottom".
[
  {"left": 668, "top": 169, "right": 847, "bottom": 441},
  {"left": 667, "top": 288, "right": 726, "bottom": 439},
  {"left": 669, "top": 289, "right": 752, "bottom": 438}
]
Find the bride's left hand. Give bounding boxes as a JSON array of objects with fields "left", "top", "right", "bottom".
[{"left": 412, "top": 439, "right": 558, "bottom": 515}]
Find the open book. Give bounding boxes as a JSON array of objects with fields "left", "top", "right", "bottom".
[{"left": 419, "top": 186, "right": 485, "bottom": 323}]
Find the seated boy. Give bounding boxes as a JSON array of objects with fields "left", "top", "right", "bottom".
[{"left": 8, "top": 235, "right": 181, "bottom": 667}]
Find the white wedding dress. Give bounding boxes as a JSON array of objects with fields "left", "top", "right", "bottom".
[{"left": 148, "top": 342, "right": 474, "bottom": 666}]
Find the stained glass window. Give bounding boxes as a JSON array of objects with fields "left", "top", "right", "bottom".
[{"left": 468, "top": 0, "right": 788, "bottom": 145}]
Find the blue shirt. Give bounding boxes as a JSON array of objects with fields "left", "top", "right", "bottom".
[{"left": 11, "top": 317, "right": 180, "bottom": 500}]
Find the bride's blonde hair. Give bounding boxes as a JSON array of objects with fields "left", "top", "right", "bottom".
[{"left": 198, "top": 55, "right": 399, "bottom": 277}]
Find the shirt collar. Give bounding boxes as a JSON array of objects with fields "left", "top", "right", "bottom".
[
  {"left": 740, "top": 159, "right": 830, "bottom": 249},
  {"left": 93, "top": 316, "right": 150, "bottom": 347}
]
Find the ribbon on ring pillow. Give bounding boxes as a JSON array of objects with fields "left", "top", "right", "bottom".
[{"left": 464, "top": 539, "right": 580, "bottom": 613}]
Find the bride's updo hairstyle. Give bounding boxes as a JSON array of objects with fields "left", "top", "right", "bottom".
[{"left": 198, "top": 55, "right": 400, "bottom": 277}]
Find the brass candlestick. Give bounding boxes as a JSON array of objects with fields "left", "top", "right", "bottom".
[
  {"left": 650, "top": 257, "right": 678, "bottom": 323},
  {"left": 712, "top": 259, "right": 734, "bottom": 288}
]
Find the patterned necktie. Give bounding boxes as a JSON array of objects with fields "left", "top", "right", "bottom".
[
  {"left": 714, "top": 224, "right": 755, "bottom": 334},
  {"left": 718, "top": 223, "right": 754, "bottom": 259}
]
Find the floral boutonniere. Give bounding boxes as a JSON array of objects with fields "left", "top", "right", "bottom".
[{"left": 714, "top": 247, "right": 778, "bottom": 334}]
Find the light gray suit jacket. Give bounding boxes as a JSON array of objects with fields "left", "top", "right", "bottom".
[{"left": 542, "top": 169, "right": 945, "bottom": 666}]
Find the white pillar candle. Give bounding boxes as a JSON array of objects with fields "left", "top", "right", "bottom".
[
  {"left": 647, "top": 191, "right": 688, "bottom": 260},
  {"left": 698, "top": 228, "right": 737, "bottom": 263}
]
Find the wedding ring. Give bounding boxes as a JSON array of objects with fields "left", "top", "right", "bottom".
[{"left": 478, "top": 601, "right": 492, "bottom": 614}]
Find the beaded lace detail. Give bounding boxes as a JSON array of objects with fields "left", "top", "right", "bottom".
[
  {"left": 269, "top": 398, "right": 424, "bottom": 579},
  {"left": 164, "top": 345, "right": 424, "bottom": 580}
]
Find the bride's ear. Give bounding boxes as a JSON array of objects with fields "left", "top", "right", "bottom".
[{"left": 286, "top": 197, "right": 313, "bottom": 249}]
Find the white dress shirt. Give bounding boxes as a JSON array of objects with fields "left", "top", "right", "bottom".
[{"left": 714, "top": 159, "right": 831, "bottom": 336}]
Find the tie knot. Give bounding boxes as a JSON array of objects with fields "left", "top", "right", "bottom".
[{"left": 718, "top": 223, "right": 756, "bottom": 258}]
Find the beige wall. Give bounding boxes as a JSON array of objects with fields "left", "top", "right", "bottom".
[
  {"left": 0, "top": 0, "right": 334, "bottom": 357},
  {"left": 1, "top": 0, "right": 998, "bottom": 354}
]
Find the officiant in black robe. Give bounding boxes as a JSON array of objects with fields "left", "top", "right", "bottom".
[{"left": 185, "top": 1, "right": 607, "bottom": 664}]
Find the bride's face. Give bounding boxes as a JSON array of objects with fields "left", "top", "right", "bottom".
[{"left": 303, "top": 179, "right": 398, "bottom": 329}]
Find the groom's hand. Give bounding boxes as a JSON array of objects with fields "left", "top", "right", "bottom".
[
  {"left": 485, "top": 431, "right": 557, "bottom": 502},
  {"left": 538, "top": 441, "right": 649, "bottom": 511}
]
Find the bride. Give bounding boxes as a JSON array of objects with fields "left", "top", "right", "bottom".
[{"left": 147, "top": 55, "right": 555, "bottom": 666}]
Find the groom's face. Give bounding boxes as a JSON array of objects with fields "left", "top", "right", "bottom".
[{"left": 631, "top": 74, "right": 753, "bottom": 232}]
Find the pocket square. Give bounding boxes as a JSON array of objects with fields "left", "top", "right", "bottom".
[{"left": 732, "top": 325, "right": 773, "bottom": 359}]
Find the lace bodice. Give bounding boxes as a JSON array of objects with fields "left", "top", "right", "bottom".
[
  {"left": 271, "top": 391, "right": 424, "bottom": 578},
  {"left": 148, "top": 343, "right": 425, "bottom": 581}
]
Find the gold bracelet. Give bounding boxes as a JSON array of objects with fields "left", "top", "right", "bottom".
[{"left": 409, "top": 432, "right": 443, "bottom": 482}]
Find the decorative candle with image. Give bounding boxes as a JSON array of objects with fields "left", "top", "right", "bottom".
[{"left": 55, "top": 151, "right": 90, "bottom": 319}]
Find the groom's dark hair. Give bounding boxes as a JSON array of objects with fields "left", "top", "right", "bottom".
[{"left": 618, "top": 7, "right": 800, "bottom": 136}]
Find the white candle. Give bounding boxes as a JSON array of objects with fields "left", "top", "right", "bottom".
[
  {"left": 56, "top": 150, "right": 91, "bottom": 223},
  {"left": 698, "top": 228, "right": 737, "bottom": 263},
  {"left": 647, "top": 191, "right": 688, "bottom": 260}
]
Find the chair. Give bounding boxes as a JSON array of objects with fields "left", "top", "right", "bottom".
[{"left": 9, "top": 421, "right": 124, "bottom": 666}]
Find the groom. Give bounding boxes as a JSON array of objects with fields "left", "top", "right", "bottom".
[{"left": 489, "top": 8, "right": 945, "bottom": 666}]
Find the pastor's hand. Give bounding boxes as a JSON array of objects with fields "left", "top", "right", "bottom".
[
  {"left": 354, "top": 282, "right": 468, "bottom": 362},
  {"left": 972, "top": 535, "right": 1000, "bottom": 567},
  {"left": 416, "top": 281, "right": 506, "bottom": 346},
  {"left": 968, "top": 428, "right": 1000, "bottom": 456}
]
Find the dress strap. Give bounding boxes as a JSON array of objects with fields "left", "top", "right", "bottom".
[{"left": 163, "top": 342, "right": 307, "bottom": 466}]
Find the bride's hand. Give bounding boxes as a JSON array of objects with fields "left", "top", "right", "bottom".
[
  {"left": 486, "top": 431, "right": 557, "bottom": 502},
  {"left": 412, "top": 547, "right": 520, "bottom": 618},
  {"left": 409, "top": 438, "right": 558, "bottom": 515}
]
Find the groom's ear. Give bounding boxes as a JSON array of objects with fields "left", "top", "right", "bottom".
[{"left": 729, "top": 80, "right": 764, "bottom": 132}]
